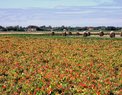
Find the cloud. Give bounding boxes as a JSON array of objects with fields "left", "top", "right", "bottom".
[
  {"left": 55, "top": 10, "right": 94, "bottom": 14},
  {"left": 0, "top": 5, "right": 122, "bottom": 26}
]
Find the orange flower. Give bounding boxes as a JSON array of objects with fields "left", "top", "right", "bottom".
[
  {"left": 57, "top": 84, "right": 63, "bottom": 89},
  {"left": 96, "top": 91, "right": 101, "bottom": 95},
  {"left": 47, "top": 88, "right": 52, "bottom": 94}
]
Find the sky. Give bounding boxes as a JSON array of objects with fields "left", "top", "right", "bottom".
[{"left": 0, "top": 0, "right": 122, "bottom": 26}]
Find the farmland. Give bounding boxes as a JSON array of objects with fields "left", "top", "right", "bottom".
[
  {"left": 0, "top": 31, "right": 122, "bottom": 39},
  {"left": 0, "top": 35, "right": 122, "bottom": 95}
]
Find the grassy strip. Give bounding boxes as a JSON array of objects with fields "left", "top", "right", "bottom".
[{"left": 0, "top": 34, "right": 122, "bottom": 40}]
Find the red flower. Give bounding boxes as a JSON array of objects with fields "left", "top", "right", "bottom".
[
  {"left": 79, "top": 82, "right": 87, "bottom": 88},
  {"left": 2, "top": 85, "right": 6, "bottom": 89},
  {"left": 96, "top": 91, "right": 100, "bottom": 95}
]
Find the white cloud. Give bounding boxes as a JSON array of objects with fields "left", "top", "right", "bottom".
[{"left": 55, "top": 10, "right": 94, "bottom": 14}]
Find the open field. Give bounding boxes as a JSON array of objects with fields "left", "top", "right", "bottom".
[
  {"left": 0, "top": 31, "right": 122, "bottom": 39},
  {"left": 0, "top": 35, "right": 122, "bottom": 95}
]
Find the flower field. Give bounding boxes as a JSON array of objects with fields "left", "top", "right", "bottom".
[{"left": 0, "top": 35, "right": 122, "bottom": 95}]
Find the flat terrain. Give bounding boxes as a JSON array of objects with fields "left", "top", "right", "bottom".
[
  {"left": 0, "top": 35, "right": 122, "bottom": 95},
  {"left": 0, "top": 31, "right": 121, "bottom": 38}
]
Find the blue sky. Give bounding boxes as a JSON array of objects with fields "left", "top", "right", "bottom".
[{"left": 0, "top": 0, "right": 122, "bottom": 26}]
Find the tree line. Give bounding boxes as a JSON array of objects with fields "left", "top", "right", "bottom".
[{"left": 0, "top": 25, "right": 121, "bottom": 32}]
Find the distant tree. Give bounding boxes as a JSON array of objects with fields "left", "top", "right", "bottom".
[
  {"left": 106, "top": 26, "right": 117, "bottom": 31},
  {"left": 0, "top": 26, "right": 6, "bottom": 31},
  {"left": 0, "top": 25, "right": 121, "bottom": 32},
  {"left": 94, "top": 26, "right": 106, "bottom": 30},
  {"left": 6, "top": 26, "right": 14, "bottom": 31},
  {"left": 76, "top": 27, "right": 88, "bottom": 31},
  {"left": 39, "top": 26, "right": 47, "bottom": 31}
]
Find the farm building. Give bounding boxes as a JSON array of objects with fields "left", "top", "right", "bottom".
[
  {"left": 27, "top": 25, "right": 38, "bottom": 32},
  {"left": 87, "top": 27, "right": 94, "bottom": 31}
]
